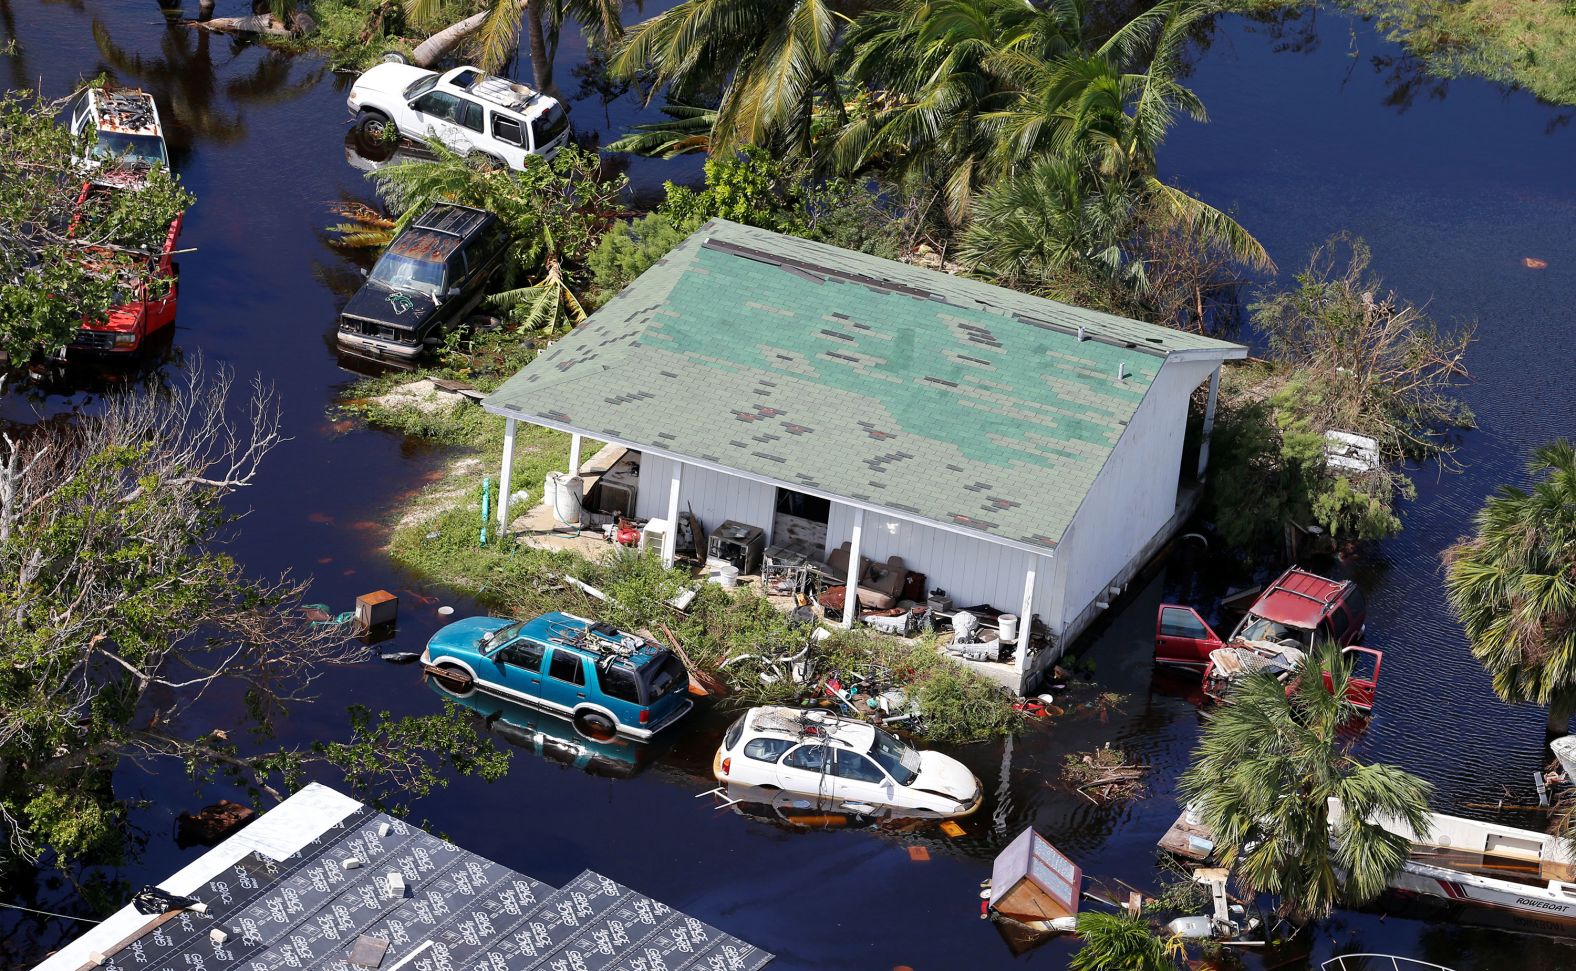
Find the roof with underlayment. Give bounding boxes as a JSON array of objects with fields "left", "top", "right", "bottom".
[{"left": 485, "top": 220, "right": 1245, "bottom": 551}]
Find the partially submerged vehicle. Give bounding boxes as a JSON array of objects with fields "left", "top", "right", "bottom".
[
  {"left": 1328, "top": 798, "right": 1576, "bottom": 926},
  {"left": 421, "top": 610, "right": 692, "bottom": 741},
  {"left": 1156, "top": 567, "right": 1380, "bottom": 710},
  {"left": 63, "top": 85, "right": 170, "bottom": 187},
  {"left": 68, "top": 182, "right": 185, "bottom": 355},
  {"left": 336, "top": 203, "right": 508, "bottom": 362},
  {"left": 713, "top": 706, "right": 982, "bottom": 818},
  {"left": 428, "top": 678, "right": 651, "bottom": 778},
  {"left": 346, "top": 64, "right": 571, "bottom": 168}
]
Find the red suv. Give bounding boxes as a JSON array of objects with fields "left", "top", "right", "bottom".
[{"left": 1155, "top": 568, "right": 1381, "bottom": 711}]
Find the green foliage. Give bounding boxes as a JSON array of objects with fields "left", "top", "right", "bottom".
[
  {"left": 1444, "top": 440, "right": 1576, "bottom": 728},
  {"left": 369, "top": 145, "right": 626, "bottom": 333},
  {"left": 1209, "top": 239, "right": 1473, "bottom": 550},
  {"left": 1179, "top": 644, "right": 1435, "bottom": 922},
  {"left": 587, "top": 212, "right": 693, "bottom": 304},
  {"left": 661, "top": 146, "right": 805, "bottom": 233},
  {"left": 1070, "top": 910, "right": 1179, "bottom": 971},
  {"left": 294, "top": 0, "right": 415, "bottom": 70},
  {"left": 316, "top": 701, "right": 512, "bottom": 815},
  {"left": 0, "top": 90, "right": 192, "bottom": 357}
]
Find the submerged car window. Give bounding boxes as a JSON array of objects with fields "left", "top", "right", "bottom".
[
  {"left": 867, "top": 727, "right": 921, "bottom": 786},
  {"left": 598, "top": 664, "right": 640, "bottom": 703},
  {"left": 1159, "top": 607, "right": 1210, "bottom": 640},
  {"left": 530, "top": 103, "right": 568, "bottom": 148},
  {"left": 413, "top": 90, "right": 463, "bottom": 122},
  {"left": 547, "top": 649, "right": 585, "bottom": 686},
  {"left": 479, "top": 620, "right": 525, "bottom": 651},
  {"left": 832, "top": 749, "right": 887, "bottom": 784},
  {"left": 782, "top": 744, "right": 828, "bottom": 772},
  {"left": 743, "top": 738, "right": 792, "bottom": 764},
  {"left": 1238, "top": 615, "right": 1310, "bottom": 647},
  {"left": 496, "top": 641, "right": 543, "bottom": 672},
  {"left": 92, "top": 132, "right": 167, "bottom": 166},
  {"left": 492, "top": 115, "right": 525, "bottom": 147},
  {"left": 403, "top": 74, "right": 439, "bottom": 100},
  {"left": 370, "top": 252, "right": 444, "bottom": 294}
]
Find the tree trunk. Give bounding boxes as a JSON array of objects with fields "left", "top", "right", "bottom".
[
  {"left": 525, "top": 0, "right": 559, "bottom": 99},
  {"left": 412, "top": 7, "right": 502, "bottom": 68},
  {"left": 1549, "top": 704, "right": 1573, "bottom": 736},
  {"left": 189, "top": 14, "right": 292, "bottom": 36}
]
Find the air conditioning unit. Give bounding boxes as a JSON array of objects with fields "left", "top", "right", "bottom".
[{"left": 590, "top": 480, "right": 636, "bottom": 518}]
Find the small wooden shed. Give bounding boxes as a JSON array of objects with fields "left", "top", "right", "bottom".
[{"left": 989, "top": 827, "right": 1083, "bottom": 924}]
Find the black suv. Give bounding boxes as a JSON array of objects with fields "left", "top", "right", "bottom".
[{"left": 337, "top": 204, "right": 509, "bottom": 362}]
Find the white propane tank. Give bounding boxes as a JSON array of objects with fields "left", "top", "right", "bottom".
[
  {"left": 999, "top": 614, "right": 1019, "bottom": 643},
  {"left": 543, "top": 472, "right": 584, "bottom": 525}
]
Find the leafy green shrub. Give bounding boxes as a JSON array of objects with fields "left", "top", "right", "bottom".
[{"left": 586, "top": 213, "right": 693, "bottom": 306}]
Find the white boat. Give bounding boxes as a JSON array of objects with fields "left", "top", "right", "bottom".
[
  {"left": 1330, "top": 798, "right": 1576, "bottom": 923},
  {"left": 1322, "top": 956, "right": 1456, "bottom": 971}
]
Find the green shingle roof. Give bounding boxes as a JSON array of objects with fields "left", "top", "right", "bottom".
[{"left": 486, "top": 220, "right": 1244, "bottom": 551}]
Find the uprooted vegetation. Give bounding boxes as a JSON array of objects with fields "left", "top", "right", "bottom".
[{"left": 1062, "top": 744, "right": 1148, "bottom": 804}]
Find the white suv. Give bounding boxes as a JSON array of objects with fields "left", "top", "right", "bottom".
[
  {"left": 63, "top": 86, "right": 170, "bottom": 187},
  {"left": 346, "top": 64, "right": 571, "bottom": 169}
]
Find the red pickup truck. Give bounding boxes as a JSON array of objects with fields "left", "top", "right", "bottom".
[
  {"left": 1155, "top": 567, "right": 1382, "bottom": 711},
  {"left": 68, "top": 183, "right": 185, "bottom": 355}
]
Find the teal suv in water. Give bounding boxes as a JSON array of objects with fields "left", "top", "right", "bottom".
[{"left": 421, "top": 611, "right": 692, "bottom": 741}]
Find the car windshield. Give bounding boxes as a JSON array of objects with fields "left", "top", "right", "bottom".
[
  {"left": 479, "top": 621, "right": 525, "bottom": 652},
  {"left": 403, "top": 74, "right": 439, "bottom": 100},
  {"left": 91, "top": 132, "right": 167, "bottom": 166},
  {"left": 369, "top": 251, "right": 445, "bottom": 294},
  {"left": 1237, "top": 614, "right": 1311, "bottom": 647},
  {"left": 867, "top": 727, "right": 921, "bottom": 786}
]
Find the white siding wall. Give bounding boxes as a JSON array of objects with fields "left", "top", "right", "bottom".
[
  {"left": 824, "top": 504, "right": 1056, "bottom": 620},
  {"left": 1049, "top": 357, "right": 1219, "bottom": 630},
  {"left": 633, "top": 453, "right": 777, "bottom": 538}
]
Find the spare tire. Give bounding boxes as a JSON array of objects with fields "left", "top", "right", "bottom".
[
  {"left": 380, "top": 50, "right": 410, "bottom": 65},
  {"left": 573, "top": 710, "right": 617, "bottom": 742}
]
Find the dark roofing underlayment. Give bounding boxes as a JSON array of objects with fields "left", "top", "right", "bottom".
[
  {"left": 484, "top": 220, "right": 1244, "bottom": 550},
  {"left": 73, "top": 799, "right": 769, "bottom": 971}
]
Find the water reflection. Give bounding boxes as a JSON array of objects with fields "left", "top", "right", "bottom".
[
  {"left": 428, "top": 676, "right": 655, "bottom": 779},
  {"left": 89, "top": 18, "right": 324, "bottom": 149},
  {"left": 719, "top": 782, "right": 950, "bottom": 835}
]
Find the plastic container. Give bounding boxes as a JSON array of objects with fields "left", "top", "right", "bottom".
[
  {"left": 543, "top": 471, "right": 583, "bottom": 525},
  {"left": 708, "top": 562, "right": 740, "bottom": 588},
  {"left": 999, "top": 614, "right": 1019, "bottom": 643}
]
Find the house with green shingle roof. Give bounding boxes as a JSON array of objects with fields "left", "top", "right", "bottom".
[{"left": 485, "top": 220, "right": 1244, "bottom": 692}]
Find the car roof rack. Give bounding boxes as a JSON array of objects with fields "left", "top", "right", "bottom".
[{"left": 412, "top": 204, "right": 490, "bottom": 239}]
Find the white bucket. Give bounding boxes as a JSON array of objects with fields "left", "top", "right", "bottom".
[
  {"left": 999, "top": 613, "right": 1019, "bottom": 643},
  {"left": 707, "top": 561, "right": 740, "bottom": 588}
]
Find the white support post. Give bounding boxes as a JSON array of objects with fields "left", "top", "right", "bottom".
[
  {"left": 498, "top": 417, "right": 517, "bottom": 528},
  {"left": 1015, "top": 567, "right": 1035, "bottom": 678},
  {"left": 661, "top": 462, "right": 683, "bottom": 568},
  {"left": 568, "top": 433, "right": 582, "bottom": 476},
  {"left": 1197, "top": 365, "right": 1221, "bottom": 481},
  {"left": 842, "top": 508, "right": 865, "bottom": 629}
]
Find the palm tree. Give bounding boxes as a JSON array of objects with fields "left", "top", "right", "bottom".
[
  {"left": 1179, "top": 645, "right": 1434, "bottom": 922},
  {"left": 605, "top": 102, "right": 717, "bottom": 157},
  {"left": 984, "top": 0, "right": 1272, "bottom": 271},
  {"left": 827, "top": 0, "right": 1083, "bottom": 222},
  {"left": 1069, "top": 911, "right": 1179, "bottom": 971},
  {"left": 959, "top": 153, "right": 1144, "bottom": 297},
  {"left": 1444, "top": 440, "right": 1576, "bottom": 735},
  {"left": 404, "top": 0, "right": 629, "bottom": 95},
  {"left": 610, "top": 0, "right": 867, "bottom": 154}
]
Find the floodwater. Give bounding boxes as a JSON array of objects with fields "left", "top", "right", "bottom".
[{"left": 2, "top": 2, "right": 1574, "bottom": 969}]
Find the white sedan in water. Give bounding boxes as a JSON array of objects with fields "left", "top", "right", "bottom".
[{"left": 712, "top": 706, "right": 982, "bottom": 818}]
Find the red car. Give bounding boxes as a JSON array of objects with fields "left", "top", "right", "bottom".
[
  {"left": 68, "top": 183, "right": 185, "bottom": 354},
  {"left": 1156, "top": 567, "right": 1381, "bottom": 711}
]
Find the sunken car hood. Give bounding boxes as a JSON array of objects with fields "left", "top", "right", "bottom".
[
  {"left": 911, "top": 750, "right": 980, "bottom": 803},
  {"left": 427, "top": 616, "right": 514, "bottom": 654},
  {"left": 342, "top": 284, "right": 441, "bottom": 330}
]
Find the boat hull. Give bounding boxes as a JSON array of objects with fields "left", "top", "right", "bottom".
[{"left": 1391, "top": 858, "right": 1576, "bottom": 925}]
